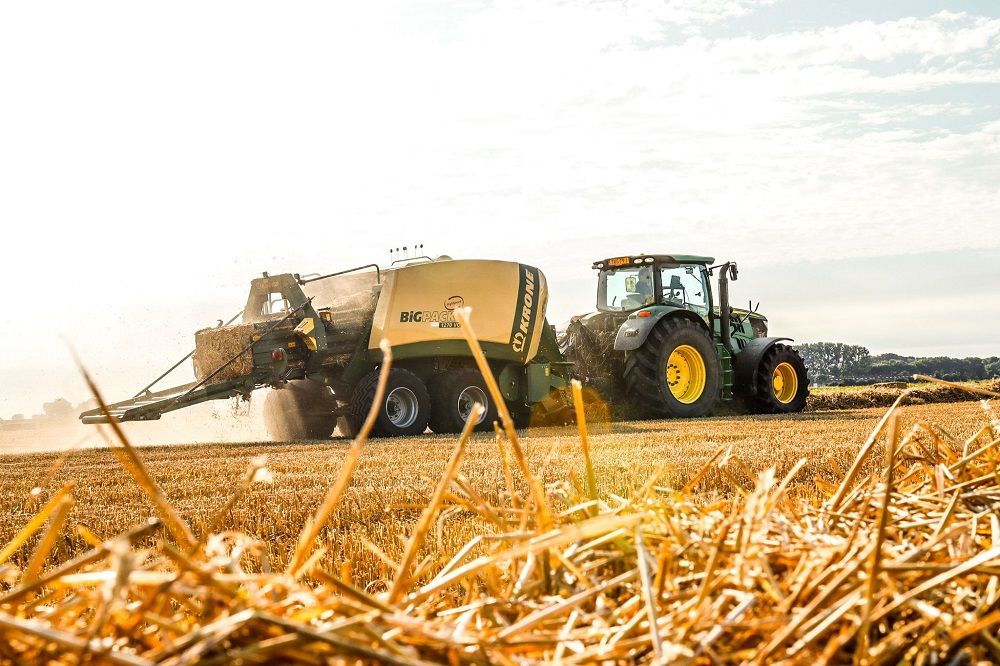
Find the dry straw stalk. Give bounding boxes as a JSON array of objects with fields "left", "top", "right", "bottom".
[{"left": 4, "top": 327, "right": 1000, "bottom": 663}]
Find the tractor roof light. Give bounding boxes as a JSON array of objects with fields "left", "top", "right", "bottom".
[
  {"left": 644, "top": 257, "right": 654, "bottom": 263},
  {"left": 633, "top": 258, "right": 642, "bottom": 264}
]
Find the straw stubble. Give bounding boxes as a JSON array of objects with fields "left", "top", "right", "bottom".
[{"left": 4, "top": 333, "right": 1000, "bottom": 663}]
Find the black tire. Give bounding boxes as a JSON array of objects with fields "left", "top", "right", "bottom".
[
  {"left": 428, "top": 369, "right": 498, "bottom": 434},
  {"left": 263, "top": 380, "right": 338, "bottom": 441},
  {"left": 748, "top": 344, "right": 810, "bottom": 414},
  {"left": 348, "top": 368, "right": 431, "bottom": 437},
  {"left": 623, "top": 317, "right": 720, "bottom": 418}
]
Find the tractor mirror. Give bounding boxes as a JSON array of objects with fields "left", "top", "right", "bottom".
[
  {"left": 625, "top": 276, "right": 637, "bottom": 292},
  {"left": 729, "top": 263, "right": 739, "bottom": 281}
]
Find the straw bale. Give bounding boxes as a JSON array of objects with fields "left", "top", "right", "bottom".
[{"left": 192, "top": 322, "right": 258, "bottom": 382}]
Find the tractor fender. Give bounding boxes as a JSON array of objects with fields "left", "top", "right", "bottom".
[
  {"left": 733, "top": 337, "right": 793, "bottom": 396},
  {"left": 614, "top": 308, "right": 706, "bottom": 352}
]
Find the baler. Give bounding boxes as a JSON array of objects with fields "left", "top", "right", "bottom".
[{"left": 81, "top": 258, "right": 571, "bottom": 437}]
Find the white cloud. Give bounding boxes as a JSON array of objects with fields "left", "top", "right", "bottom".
[
  {"left": 462, "top": 0, "right": 777, "bottom": 50},
  {"left": 0, "top": 2, "right": 998, "bottom": 416},
  {"left": 697, "top": 12, "right": 1000, "bottom": 66}
]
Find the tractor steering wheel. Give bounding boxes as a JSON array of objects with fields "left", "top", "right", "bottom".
[{"left": 663, "top": 289, "right": 685, "bottom": 307}]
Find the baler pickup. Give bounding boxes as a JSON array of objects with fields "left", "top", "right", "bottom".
[{"left": 80, "top": 379, "right": 246, "bottom": 424}]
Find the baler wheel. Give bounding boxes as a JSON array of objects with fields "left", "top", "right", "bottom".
[
  {"left": 623, "top": 317, "right": 720, "bottom": 418},
  {"left": 748, "top": 344, "right": 810, "bottom": 414},
  {"left": 348, "top": 368, "right": 431, "bottom": 437},
  {"left": 428, "top": 369, "right": 498, "bottom": 434}
]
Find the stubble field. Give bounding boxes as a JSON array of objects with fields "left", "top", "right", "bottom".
[{"left": 0, "top": 400, "right": 989, "bottom": 586}]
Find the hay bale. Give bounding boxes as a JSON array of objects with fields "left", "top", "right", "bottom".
[
  {"left": 192, "top": 322, "right": 257, "bottom": 382},
  {"left": 872, "top": 381, "right": 908, "bottom": 389},
  {"left": 807, "top": 379, "right": 1000, "bottom": 411}
]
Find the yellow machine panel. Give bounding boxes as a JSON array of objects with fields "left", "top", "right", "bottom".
[{"left": 370, "top": 259, "right": 549, "bottom": 364}]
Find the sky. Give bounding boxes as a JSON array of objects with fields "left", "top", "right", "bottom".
[{"left": 1, "top": 0, "right": 999, "bottom": 418}]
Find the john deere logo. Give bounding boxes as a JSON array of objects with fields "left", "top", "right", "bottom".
[{"left": 444, "top": 295, "right": 464, "bottom": 310}]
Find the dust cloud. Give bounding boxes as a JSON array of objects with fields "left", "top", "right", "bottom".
[
  {"left": 1, "top": 271, "right": 385, "bottom": 456},
  {"left": 0, "top": 395, "right": 275, "bottom": 455},
  {"left": 300, "top": 270, "right": 379, "bottom": 313}
]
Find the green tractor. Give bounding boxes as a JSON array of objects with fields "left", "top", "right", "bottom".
[{"left": 562, "top": 254, "right": 809, "bottom": 418}]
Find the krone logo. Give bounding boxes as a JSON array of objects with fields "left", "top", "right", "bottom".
[
  {"left": 444, "top": 295, "right": 464, "bottom": 310},
  {"left": 511, "top": 268, "right": 536, "bottom": 354}
]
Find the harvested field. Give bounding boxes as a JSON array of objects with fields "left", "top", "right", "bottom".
[
  {"left": 2, "top": 394, "right": 998, "bottom": 663},
  {"left": 0, "top": 402, "right": 986, "bottom": 574},
  {"left": 0, "top": 402, "right": 982, "bottom": 564}
]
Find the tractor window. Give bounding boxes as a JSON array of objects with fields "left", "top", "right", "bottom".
[
  {"left": 261, "top": 292, "right": 290, "bottom": 317},
  {"left": 660, "top": 265, "right": 708, "bottom": 316},
  {"left": 598, "top": 266, "right": 654, "bottom": 312}
]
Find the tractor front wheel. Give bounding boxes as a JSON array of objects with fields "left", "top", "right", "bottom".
[
  {"left": 624, "top": 317, "right": 721, "bottom": 418},
  {"left": 748, "top": 344, "right": 810, "bottom": 413}
]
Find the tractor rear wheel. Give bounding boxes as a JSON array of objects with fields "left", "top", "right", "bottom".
[
  {"left": 263, "top": 381, "right": 338, "bottom": 441},
  {"left": 348, "top": 368, "right": 431, "bottom": 437},
  {"left": 428, "top": 369, "right": 498, "bottom": 434},
  {"left": 748, "top": 344, "right": 810, "bottom": 413},
  {"left": 623, "top": 318, "right": 720, "bottom": 418}
]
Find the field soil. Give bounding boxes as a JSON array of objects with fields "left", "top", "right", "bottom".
[{"left": 0, "top": 400, "right": 988, "bottom": 586}]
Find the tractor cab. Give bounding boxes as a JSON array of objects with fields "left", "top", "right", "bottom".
[{"left": 593, "top": 254, "right": 714, "bottom": 322}]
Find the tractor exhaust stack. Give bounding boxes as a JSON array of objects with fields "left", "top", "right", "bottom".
[{"left": 717, "top": 262, "right": 737, "bottom": 355}]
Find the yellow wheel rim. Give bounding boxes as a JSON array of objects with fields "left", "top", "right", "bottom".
[
  {"left": 666, "top": 345, "right": 707, "bottom": 404},
  {"left": 772, "top": 362, "right": 798, "bottom": 404}
]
